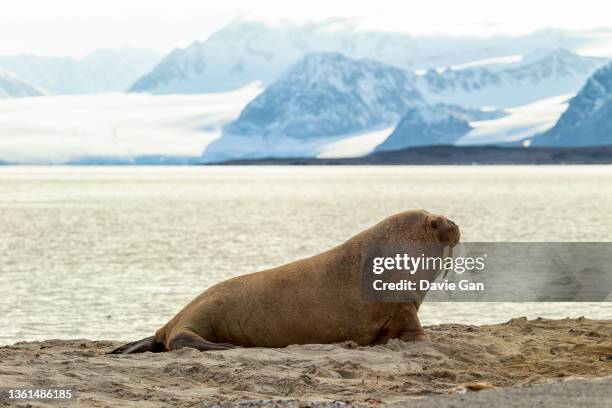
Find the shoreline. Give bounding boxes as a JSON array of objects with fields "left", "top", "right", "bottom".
[
  {"left": 1, "top": 317, "right": 610, "bottom": 407},
  {"left": 210, "top": 145, "right": 612, "bottom": 166},
  {"left": 4, "top": 145, "right": 612, "bottom": 166}
]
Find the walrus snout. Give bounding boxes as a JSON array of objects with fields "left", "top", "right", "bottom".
[
  {"left": 429, "top": 215, "right": 460, "bottom": 247},
  {"left": 446, "top": 219, "right": 460, "bottom": 247}
]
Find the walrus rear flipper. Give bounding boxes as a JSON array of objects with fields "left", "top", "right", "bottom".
[
  {"left": 169, "top": 331, "right": 234, "bottom": 351},
  {"left": 108, "top": 336, "right": 163, "bottom": 354}
]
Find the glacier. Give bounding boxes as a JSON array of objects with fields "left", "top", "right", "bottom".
[{"left": 0, "top": 84, "right": 262, "bottom": 164}]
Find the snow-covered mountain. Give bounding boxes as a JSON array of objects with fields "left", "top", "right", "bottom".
[
  {"left": 132, "top": 19, "right": 606, "bottom": 107},
  {"left": 532, "top": 63, "right": 612, "bottom": 146},
  {"left": 374, "top": 105, "right": 471, "bottom": 152},
  {"left": 202, "top": 52, "right": 426, "bottom": 161},
  {"left": 0, "top": 70, "right": 45, "bottom": 98},
  {"left": 228, "top": 53, "right": 424, "bottom": 138},
  {"left": 417, "top": 49, "right": 608, "bottom": 108},
  {"left": 0, "top": 48, "right": 161, "bottom": 95},
  {"left": 372, "top": 103, "right": 510, "bottom": 152},
  {"left": 206, "top": 50, "right": 604, "bottom": 160},
  {"left": 130, "top": 19, "right": 601, "bottom": 95}
]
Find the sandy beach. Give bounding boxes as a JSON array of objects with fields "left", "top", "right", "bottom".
[{"left": 1, "top": 317, "right": 610, "bottom": 407}]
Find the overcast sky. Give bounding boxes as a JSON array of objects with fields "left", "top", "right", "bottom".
[{"left": 2, "top": 0, "right": 611, "bottom": 57}]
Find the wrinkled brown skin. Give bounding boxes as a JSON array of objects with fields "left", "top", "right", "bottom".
[{"left": 109, "top": 209, "right": 460, "bottom": 354}]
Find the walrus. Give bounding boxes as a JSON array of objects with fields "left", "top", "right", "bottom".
[{"left": 110, "top": 209, "right": 460, "bottom": 354}]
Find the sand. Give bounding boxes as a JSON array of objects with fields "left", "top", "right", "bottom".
[{"left": 0, "top": 317, "right": 610, "bottom": 407}]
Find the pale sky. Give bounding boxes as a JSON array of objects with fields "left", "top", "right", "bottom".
[{"left": 2, "top": 0, "right": 612, "bottom": 57}]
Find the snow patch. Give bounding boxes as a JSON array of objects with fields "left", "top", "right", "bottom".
[
  {"left": 317, "top": 127, "right": 394, "bottom": 158},
  {"left": 451, "top": 55, "right": 524, "bottom": 70},
  {"left": 456, "top": 94, "right": 572, "bottom": 145}
]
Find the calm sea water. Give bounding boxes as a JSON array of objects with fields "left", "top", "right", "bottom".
[{"left": 1, "top": 166, "right": 610, "bottom": 345}]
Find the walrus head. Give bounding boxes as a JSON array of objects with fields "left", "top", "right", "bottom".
[
  {"left": 384, "top": 209, "right": 460, "bottom": 248},
  {"left": 372, "top": 209, "right": 461, "bottom": 300},
  {"left": 402, "top": 209, "right": 461, "bottom": 285},
  {"left": 422, "top": 210, "right": 460, "bottom": 279},
  {"left": 424, "top": 211, "right": 460, "bottom": 248}
]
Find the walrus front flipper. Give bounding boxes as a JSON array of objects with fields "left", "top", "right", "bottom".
[
  {"left": 169, "top": 331, "right": 234, "bottom": 351},
  {"left": 108, "top": 336, "right": 158, "bottom": 354}
]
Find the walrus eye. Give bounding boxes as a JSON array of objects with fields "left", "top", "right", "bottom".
[{"left": 429, "top": 219, "right": 438, "bottom": 229}]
